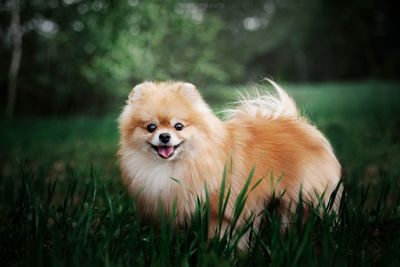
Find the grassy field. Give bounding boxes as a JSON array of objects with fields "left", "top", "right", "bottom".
[{"left": 1, "top": 81, "right": 400, "bottom": 266}]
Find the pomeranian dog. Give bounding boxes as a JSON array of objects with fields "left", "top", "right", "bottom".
[{"left": 118, "top": 80, "right": 341, "bottom": 247}]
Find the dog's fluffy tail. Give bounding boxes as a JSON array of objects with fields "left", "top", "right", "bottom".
[{"left": 226, "top": 79, "right": 299, "bottom": 120}]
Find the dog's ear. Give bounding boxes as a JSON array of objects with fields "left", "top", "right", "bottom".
[
  {"left": 178, "top": 82, "right": 202, "bottom": 101},
  {"left": 128, "top": 82, "right": 151, "bottom": 102},
  {"left": 178, "top": 82, "right": 211, "bottom": 112}
]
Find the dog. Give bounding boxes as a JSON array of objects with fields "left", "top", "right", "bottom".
[{"left": 118, "top": 80, "right": 341, "bottom": 247}]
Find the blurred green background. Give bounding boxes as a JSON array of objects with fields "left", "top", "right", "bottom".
[{"left": 1, "top": 0, "right": 399, "bottom": 115}]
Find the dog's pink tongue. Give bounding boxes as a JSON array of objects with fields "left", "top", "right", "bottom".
[{"left": 158, "top": 146, "right": 174, "bottom": 158}]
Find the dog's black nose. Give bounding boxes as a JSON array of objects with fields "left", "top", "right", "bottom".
[{"left": 159, "top": 133, "right": 171, "bottom": 144}]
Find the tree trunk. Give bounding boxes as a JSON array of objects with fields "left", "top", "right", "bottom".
[{"left": 6, "top": 0, "right": 22, "bottom": 118}]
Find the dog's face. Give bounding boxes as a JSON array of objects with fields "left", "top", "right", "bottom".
[
  {"left": 140, "top": 119, "right": 185, "bottom": 160},
  {"left": 119, "top": 82, "right": 213, "bottom": 161}
]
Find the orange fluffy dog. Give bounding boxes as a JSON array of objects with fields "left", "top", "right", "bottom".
[{"left": 118, "top": 80, "right": 341, "bottom": 247}]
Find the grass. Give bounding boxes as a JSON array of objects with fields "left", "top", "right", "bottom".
[{"left": 1, "top": 80, "right": 400, "bottom": 266}]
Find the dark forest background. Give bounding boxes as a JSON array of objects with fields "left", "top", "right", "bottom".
[{"left": 1, "top": 0, "right": 399, "bottom": 116}]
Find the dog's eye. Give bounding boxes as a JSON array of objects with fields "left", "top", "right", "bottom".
[
  {"left": 146, "top": 123, "right": 157, "bottom": 133},
  {"left": 174, "top": 123, "right": 184, "bottom": 131}
]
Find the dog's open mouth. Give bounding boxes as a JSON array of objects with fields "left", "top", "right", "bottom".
[{"left": 150, "top": 143, "right": 182, "bottom": 159}]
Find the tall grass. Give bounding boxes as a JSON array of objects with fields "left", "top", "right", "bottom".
[{"left": 1, "top": 163, "right": 399, "bottom": 266}]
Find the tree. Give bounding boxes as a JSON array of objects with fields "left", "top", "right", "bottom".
[{"left": 6, "top": 0, "right": 22, "bottom": 118}]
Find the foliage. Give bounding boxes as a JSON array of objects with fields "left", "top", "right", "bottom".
[
  {"left": 0, "top": 0, "right": 228, "bottom": 115},
  {"left": 1, "top": 0, "right": 399, "bottom": 115}
]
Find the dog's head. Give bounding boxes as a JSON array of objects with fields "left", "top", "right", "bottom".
[{"left": 119, "top": 81, "right": 217, "bottom": 161}]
